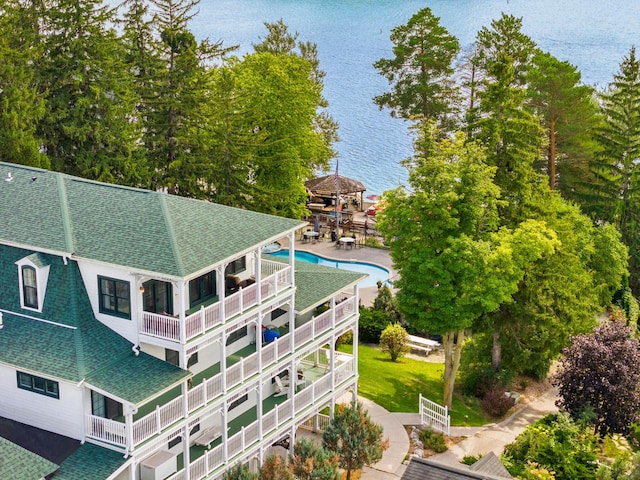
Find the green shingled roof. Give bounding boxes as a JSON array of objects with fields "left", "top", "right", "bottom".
[
  {"left": 293, "top": 261, "right": 367, "bottom": 313},
  {"left": 0, "top": 437, "right": 59, "bottom": 480},
  {"left": 0, "top": 163, "right": 305, "bottom": 278},
  {"left": 53, "top": 442, "right": 127, "bottom": 480},
  {"left": 0, "top": 244, "right": 189, "bottom": 403}
]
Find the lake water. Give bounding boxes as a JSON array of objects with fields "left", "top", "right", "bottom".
[{"left": 191, "top": 0, "right": 639, "bottom": 195}]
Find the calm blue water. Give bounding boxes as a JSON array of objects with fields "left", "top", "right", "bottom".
[
  {"left": 268, "top": 250, "right": 389, "bottom": 287},
  {"left": 192, "top": 0, "right": 639, "bottom": 195}
]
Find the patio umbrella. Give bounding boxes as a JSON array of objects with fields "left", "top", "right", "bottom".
[
  {"left": 366, "top": 194, "right": 379, "bottom": 202},
  {"left": 313, "top": 215, "right": 320, "bottom": 233}
]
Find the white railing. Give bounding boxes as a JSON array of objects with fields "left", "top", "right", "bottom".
[
  {"left": 299, "top": 413, "right": 331, "bottom": 432},
  {"left": 164, "top": 360, "right": 357, "bottom": 480},
  {"left": 139, "top": 264, "right": 292, "bottom": 343},
  {"left": 90, "top": 294, "right": 357, "bottom": 450},
  {"left": 85, "top": 416, "right": 127, "bottom": 446},
  {"left": 419, "top": 394, "right": 450, "bottom": 436}
]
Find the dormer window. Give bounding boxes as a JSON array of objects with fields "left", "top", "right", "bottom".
[
  {"left": 16, "top": 253, "right": 50, "bottom": 312},
  {"left": 22, "top": 266, "right": 38, "bottom": 308}
]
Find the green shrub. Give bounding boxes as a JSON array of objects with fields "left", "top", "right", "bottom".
[
  {"left": 460, "top": 454, "right": 482, "bottom": 466},
  {"left": 419, "top": 428, "right": 447, "bottom": 453},
  {"left": 358, "top": 308, "right": 390, "bottom": 343},
  {"left": 336, "top": 330, "right": 353, "bottom": 347},
  {"left": 379, "top": 323, "right": 410, "bottom": 362}
]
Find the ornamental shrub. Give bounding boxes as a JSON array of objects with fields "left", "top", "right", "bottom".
[
  {"left": 379, "top": 323, "right": 410, "bottom": 362},
  {"left": 481, "top": 388, "right": 514, "bottom": 418}
]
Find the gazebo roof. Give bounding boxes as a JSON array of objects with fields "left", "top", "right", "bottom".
[{"left": 306, "top": 174, "right": 366, "bottom": 196}]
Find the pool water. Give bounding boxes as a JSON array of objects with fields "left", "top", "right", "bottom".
[{"left": 268, "top": 250, "right": 389, "bottom": 288}]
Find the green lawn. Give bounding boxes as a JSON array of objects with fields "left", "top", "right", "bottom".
[{"left": 340, "top": 344, "right": 489, "bottom": 426}]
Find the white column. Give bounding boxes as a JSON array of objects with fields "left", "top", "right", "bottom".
[
  {"left": 177, "top": 280, "right": 186, "bottom": 344},
  {"left": 217, "top": 266, "right": 226, "bottom": 322}
]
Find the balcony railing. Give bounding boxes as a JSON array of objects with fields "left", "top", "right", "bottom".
[
  {"left": 140, "top": 260, "right": 292, "bottom": 342},
  {"left": 166, "top": 359, "right": 356, "bottom": 480},
  {"left": 86, "top": 297, "right": 358, "bottom": 449}
]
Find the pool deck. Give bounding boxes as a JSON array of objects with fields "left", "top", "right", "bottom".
[{"left": 280, "top": 228, "right": 397, "bottom": 308}]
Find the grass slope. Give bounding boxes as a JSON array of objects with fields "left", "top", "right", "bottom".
[{"left": 342, "top": 344, "right": 488, "bottom": 426}]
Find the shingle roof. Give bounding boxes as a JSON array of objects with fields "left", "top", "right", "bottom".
[
  {"left": 0, "top": 436, "right": 59, "bottom": 480},
  {"left": 53, "top": 442, "right": 127, "bottom": 480},
  {"left": 0, "top": 244, "right": 189, "bottom": 403},
  {"left": 401, "top": 457, "right": 513, "bottom": 480},
  {"left": 293, "top": 260, "right": 367, "bottom": 313},
  {"left": 0, "top": 163, "right": 305, "bottom": 278}
]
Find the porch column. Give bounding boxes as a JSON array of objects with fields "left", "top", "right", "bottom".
[
  {"left": 255, "top": 314, "right": 263, "bottom": 372},
  {"left": 182, "top": 423, "right": 192, "bottom": 480},
  {"left": 125, "top": 411, "right": 134, "bottom": 456},
  {"left": 330, "top": 296, "right": 336, "bottom": 329},
  {"left": 288, "top": 231, "right": 295, "bottom": 286},
  {"left": 177, "top": 280, "right": 186, "bottom": 344},
  {"left": 220, "top": 337, "right": 227, "bottom": 392},
  {"left": 254, "top": 249, "right": 262, "bottom": 304},
  {"left": 352, "top": 287, "right": 359, "bottom": 398},
  {"left": 222, "top": 405, "right": 229, "bottom": 462},
  {"left": 216, "top": 266, "right": 226, "bottom": 323},
  {"left": 288, "top": 301, "right": 295, "bottom": 353},
  {"left": 256, "top": 384, "right": 263, "bottom": 447}
]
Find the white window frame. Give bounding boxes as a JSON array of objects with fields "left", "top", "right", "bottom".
[{"left": 15, "top": 257, "right": 50, "bottom": 312}]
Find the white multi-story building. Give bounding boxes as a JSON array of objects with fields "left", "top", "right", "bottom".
[{"left": 0, "top": 162, "right": 363, "bottom": 480}]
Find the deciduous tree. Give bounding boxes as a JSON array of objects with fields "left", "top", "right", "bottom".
[
  {"left": 553, "top": 320, "right": 640, "bottom": 436},
  {"left": 377, "top": 123, "right": 558, "bottom": 407},
  {"left": 322, "top": 401, "right": 388, "bottom": 480}
]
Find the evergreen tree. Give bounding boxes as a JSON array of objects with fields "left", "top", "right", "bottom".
[
  {"left": 289, "top": 438, "right": 340, "bottom": 480},
  {"left": 468, "top": 14, "right": 545, "bottom": 222},
  {"left": 587, "top": 47, "right": 640, "bottom": 291},
  {"left": 374, "top": 7, "right": 460, "bottom": 129},
  {"left": 38, "top": 0, "right": 140, "bottom": 184},
  {"left": 145, "top": 0, "right": 225, "bottom": 196},
  {"left": 526, "top": 50, "right": 600, "bottom": 193},
  {"left": 0, "top": 0, "right": 48, "bottom": 167},
  {"left": 322, "top": 401, "right": 388, "bottom": 480}
]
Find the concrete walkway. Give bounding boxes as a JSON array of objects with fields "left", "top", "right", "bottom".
[{"left": 359, "top": 388, "right": 559, "bottom": 480}]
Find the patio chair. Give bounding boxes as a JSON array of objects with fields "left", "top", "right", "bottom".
[{"left": 274, "top": 376, "right": 289, "bottom": 396}]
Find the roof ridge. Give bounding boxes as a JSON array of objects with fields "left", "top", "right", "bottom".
[
  {"left": 56, "top": 174, "right": 75, "bottom": 254},
  {"left": 158, "top": 195, "right": 184, "bottom": 277}
]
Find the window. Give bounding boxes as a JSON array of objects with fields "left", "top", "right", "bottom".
[
  {"left": 98, "top": 276, "right": 131, "bottom": 319},
  {"left": 228, "top": 394, "right": 248, "bottom": 411},
  {"left": 22, "top": 266, "right": 38, "bottom": 308},
  {"left": 166, "top": 349, "right": 179, "bottom": 366},
  {"left": 225, "top": 257, "right": 247, "bottom": 275},
  {"left": 226, "top": 326, "right": 248, "bottom": 346},
  {"left": 168, "top": 436, "right": 182, "bottom": 449},
  {"left": 17, "top": 372, "right": 59, "bottom": 399},
  {"left": 189, "top": 271, "right": 216, "bottom": 308},
  {"left": 187, "top": 352, "right": 199, "bottom": 368}
]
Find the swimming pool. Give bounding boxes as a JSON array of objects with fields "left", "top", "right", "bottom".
[{"left": 267, "top": 250, "right": 389, "bottom": 288}]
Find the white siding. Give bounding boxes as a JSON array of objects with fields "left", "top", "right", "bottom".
[
  {"left": 0, "top": 363, "right": 84, "bottom": 440},
  {"left": 77, "top": 261, "right": 140, "bottom": 344}
]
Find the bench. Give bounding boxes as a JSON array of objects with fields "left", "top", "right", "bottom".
[
  {"left": 194, "top": 425, "right": 222, "bottom": 449},
  {"left": 407, "top": 334, "right": 440, "bottom": 356}
]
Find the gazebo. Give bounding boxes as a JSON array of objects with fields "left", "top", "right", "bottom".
[{"left": 305, "top": 174, "right": 367, "bottom": 212}]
